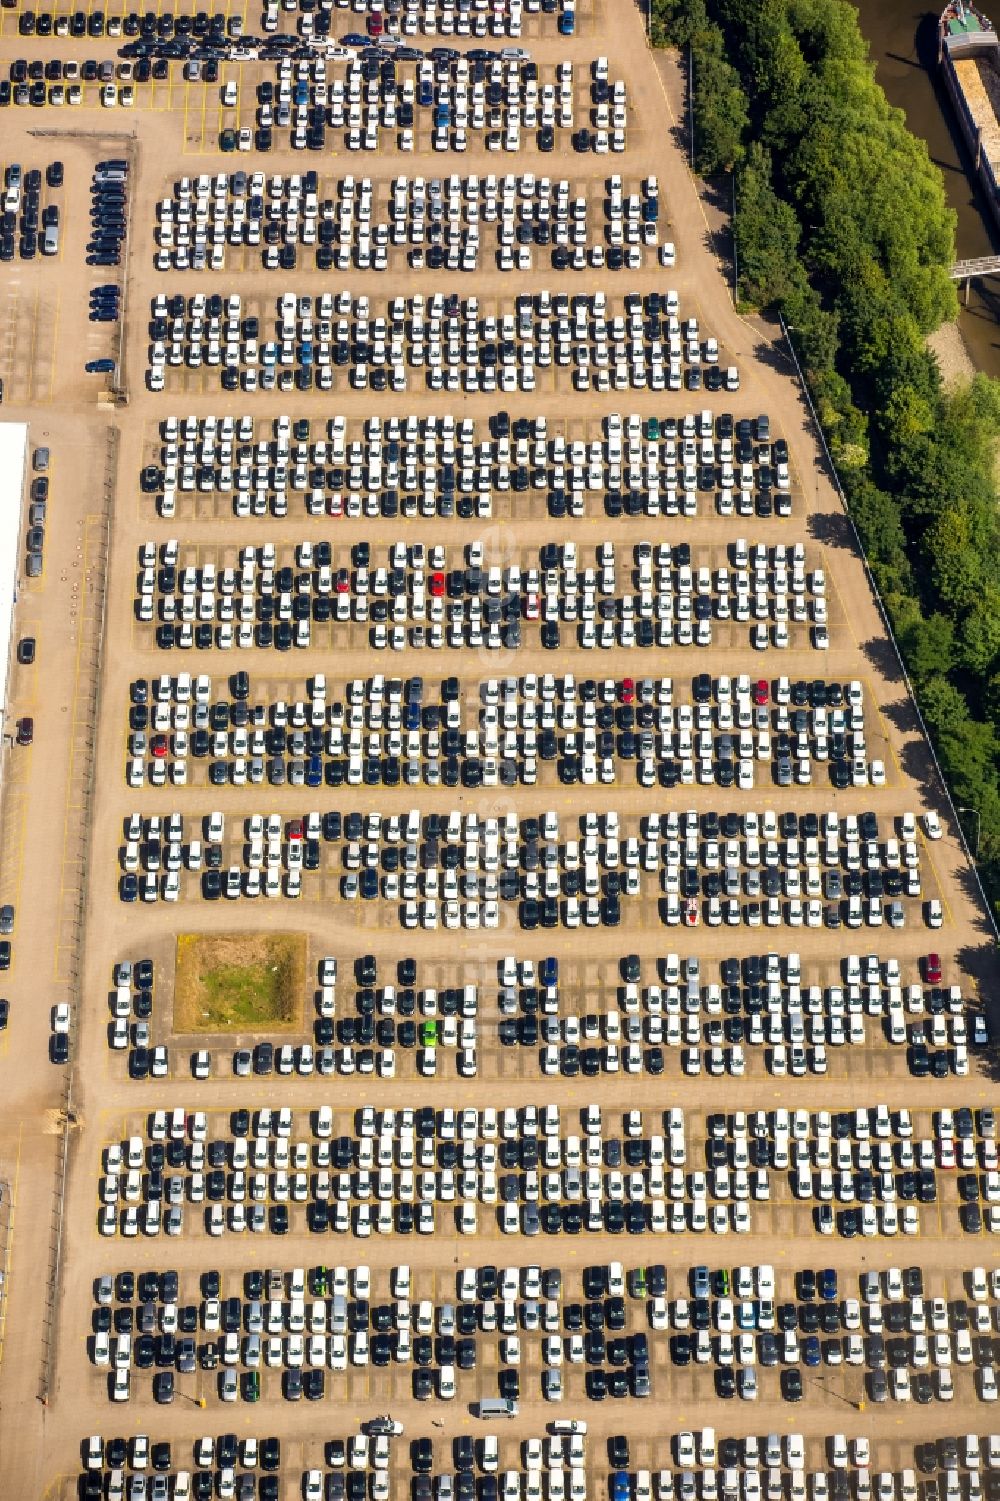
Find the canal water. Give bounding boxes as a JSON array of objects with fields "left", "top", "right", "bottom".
[{"left": 856, "top": 0, "right": 1000, "bottom": 375}]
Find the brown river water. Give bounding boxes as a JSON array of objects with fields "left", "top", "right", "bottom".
[{"left": 856, "top": 0, "right": 1000, "bottom": 374}]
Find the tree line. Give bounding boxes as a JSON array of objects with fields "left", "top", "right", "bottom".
[{"left": 652, "top": 0, "right": 1000, "bottom": 917}]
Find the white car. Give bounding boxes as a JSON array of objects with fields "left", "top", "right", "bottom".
[
  {"left": 923, "top": 811, "right": 943, "bottom": 840},
  {"left": 676, "top": 1434, "right": 697, "bottom": 1469},
  {"left": 52, "top": 1003, "right": 71, "bottom": 1033}
]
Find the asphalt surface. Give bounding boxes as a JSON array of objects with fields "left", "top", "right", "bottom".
[{"left": 0, "top": 0, "right": 997, "bottom": 1495}]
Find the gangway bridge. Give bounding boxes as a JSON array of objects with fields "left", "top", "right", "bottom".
[{"left": 951, "top": 254, "right": 1000, "bottom": 300}]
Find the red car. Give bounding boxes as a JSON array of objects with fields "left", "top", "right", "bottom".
[
  {"left": 923, "top": 953, "right": 942, "bottom": 984},
  {"left": 430, "top": 572, "right": 445, "bottom": 596},
  {"left": 620, "top": 678, "right": 634, "bottom": 704},
  {"left": 151, "top": 735, "right": 169, "bottom": 759},
  {"left": 287, "top": 819, "right": 304, "bottom": 841},
  {"left": 752, "top": 679, "right": 768, "bottom": 705}
]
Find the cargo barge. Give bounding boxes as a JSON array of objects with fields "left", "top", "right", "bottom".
[{"left": 938, "top": 2, "right": 1000, "bottom": 228}]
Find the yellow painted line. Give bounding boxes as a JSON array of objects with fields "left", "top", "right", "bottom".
[{"left": 864, "top": 674, "right": 902, "bottom": 780}]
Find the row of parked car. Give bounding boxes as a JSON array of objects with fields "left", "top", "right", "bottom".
[
  {"left": 14, "top": 8, "right": 243, "bottom": 39},
  {"left": 88, "top": 157, "right": 128, "bottom": 266},
  {"left": 0, "top": 159, "right": 62, "bottom": 262},
  {"left": 155, "top": 166, "right": 667, "bottom": 274},
  {"left": 114, "top": 799, "right": 938, "bottom": 933},
  {"left": 23, "top": 440, "right": 49, "bottom": 579},
  {"left": 290, "top": 0, "right": 576, "bottom": 40},
  {"left": 123, "top": 666, "right": 872, "bottom": 794},
  {"left": 497, "top": 945, "right": 981, "bottom": 1082},
  {"left": 236, "top": 50, "right": 615, "bottom": 157},
  {"left": 94, "top": 1096, "right": 980, "bottom": 1249},
  {"left": 136, "top": 533, "right": 820, "bottom": 660},
  {"left": 145, "top": 408, "right": 780, "bottom": 526},
  {"left": 146, "top": 285, "right": 736, "bottom": 396}
]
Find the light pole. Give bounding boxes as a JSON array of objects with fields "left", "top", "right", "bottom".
[
  {"left": 957, "top": 805, "right": 982, "bottom": 858},
  {"left": 810, "top": 1375, "right": 863, "bottom": 1411}
]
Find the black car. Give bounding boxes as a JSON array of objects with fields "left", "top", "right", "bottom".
[{"left": 781, "top": 1369, "right": 803, "bottom": 1402}]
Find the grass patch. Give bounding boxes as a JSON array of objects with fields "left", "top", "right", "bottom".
[{"left": 173, "top": 932, "right": 306, "bottom": 1033}]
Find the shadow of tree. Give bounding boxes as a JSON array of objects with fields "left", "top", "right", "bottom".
[
  {"left": 748, "top": 336, "right": 794, "bottom": 376},
  {"left": 860, "top": 632, "right": 906, "bottom": 690},
  {"left": 806, "top": 510, "right": 855, "bottom": 550},
  {"left": 699, "top": 173, "right": 735, "bottom": 276},
  {"left": 668, "top": 121, "right": 688, "bottom": 159}
]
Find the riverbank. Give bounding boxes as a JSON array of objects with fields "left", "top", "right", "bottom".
[
  {"left": 928, "top": 318, "right": 978, "bottom": 387},
  {"left": 855, "top": 0, "right": 1000, "bottom": 378}
]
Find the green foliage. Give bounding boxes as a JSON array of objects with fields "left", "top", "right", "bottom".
[
  {"left": 896, "top": 613, "right": 955, "bottom": 685},
  {"left": 692, "top": 42, "right": 749, "bottom": 171},
  {"left": 650, "top": 0, "right": 1000, "bottom": 910},
  {"left": 734, "top": 144, "right": 802, "bottom": 305},
  {"left": 960, "top": 590, "right": 1000, "bottom": 677}
]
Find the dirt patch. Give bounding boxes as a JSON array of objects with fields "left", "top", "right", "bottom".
[
  {"left": 173, "top": 932, "right": 306, "bottom": 1034},
  {"left": 928, "top": 319, "right": 976, "bottom": 390}
]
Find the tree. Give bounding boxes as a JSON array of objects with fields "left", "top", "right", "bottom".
[
  {"left": 692, "top": 45, "right": 749, "bottom": 171},
  {"left": 917, "top": 673, "right": 969, "bottom": 739},
  {"left": 734, "top": 144, "right": 802, "bottom": 305},
  {"left": 923, "top": 506, "right": 987, "bottom": 613},
  {"left": 897, "top": 612, "right": 955, "bottom": 684},
  {"left": 846, "top": 478, "right": 906, "bottom": 573},
  {"left": 960, "top": 589, "right": 1000, "bottom": 676},
  {"left": 649, "top": 0, "right": 1000, "bottom": 908}
]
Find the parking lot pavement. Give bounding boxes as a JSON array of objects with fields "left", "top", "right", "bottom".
[{"left": 1, "top": 0, "right": 999, "bottom": 1491}]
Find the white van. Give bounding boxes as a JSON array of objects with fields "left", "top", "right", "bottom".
[{"left": 479, "top": 1398, "right": 518, "bottom": 1419}]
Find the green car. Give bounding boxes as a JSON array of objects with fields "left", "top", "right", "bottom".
[
  {"left": 243, "top": 1370, "right": 260, "bottom": 1402},
  {"left": 645, "top": 416, "right": 659, "bottom": 440},
  {"left": 419, "top": 1020, "right": 438, "bottom": 1046}
]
